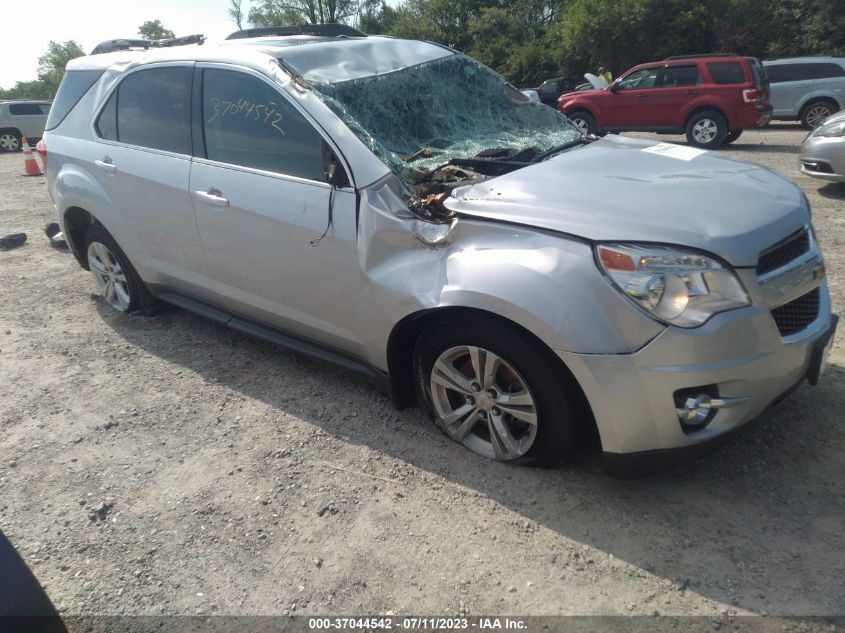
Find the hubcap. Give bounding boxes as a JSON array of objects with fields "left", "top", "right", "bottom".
[
  {"left": 572, "top": 118, "right": 589, "bottom": 134},
  {"left": 806, "top": 106, "right": 831, "bottom": 129},
  {"left": 87, "top": 241, "right": 131, "bottom": 311},
  {"left": 429, "top": 345, "right": 538, "bottom": 461},
  {"left": 0, "top": 134, "right": 19, "bottom": 151},
  {"left": 692, "top": 118, "right": 718, "bottom": 144}
]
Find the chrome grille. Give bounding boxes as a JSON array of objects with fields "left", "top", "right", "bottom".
[
  {"left": 757, "top": 229, "right": 811, "bottom": 276},
  {"left": 771, "top": 287, "right": 820, "bottom": 337}
]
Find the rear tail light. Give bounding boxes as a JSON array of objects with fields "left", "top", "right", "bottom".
[
  {"left": 36, "top": 139, "right": 47, "bottom": 171},
  {"left": 742, "top": 89, "right": 758, "bottom": 103}
]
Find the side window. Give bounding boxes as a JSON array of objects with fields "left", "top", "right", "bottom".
[
  {"left": 9, "top": 103, "right": 45, "bottom": 115},
  {"left": 810, "top": 63, "right": 845, "bottom": 79},
  {"left": 115, "top": 67, "right": 192, "bottom": 154},
  {"left": 617, "top": 68, "right": 660, "bottom": 90},
  {"left": 707, "top": 62, "right": 746, "bottom": 84},
  {"left": 539, "top": 80, "right": 555, "bottom": 97},
  {"left": 96, "top": 91, "right": 118, "bottom": 141},
  {"left": 39, "top": 104, "right": 51, "bottom": 115},
  {"left": 201, "top": 68, "right": 326, "bottom": 182},
  {"left": 762, "top": 64, "right": 804, "bottom": 84},
  {"left": 662, "top": 65, "right": 702, "bottom": 87}
]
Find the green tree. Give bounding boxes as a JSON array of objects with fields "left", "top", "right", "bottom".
[
  {"left": 37, "top": 40, "right": 86, "bottom": 98},
  {"left": 357, "top": 0, "right": 398, "bottom": 33},
  {"left": 138, "top": 19, "right": 176, "bottom": 40},
  {"left": 230, "top": 0, "right": 245, "bottom": 28},
  {"left": 247, "top": 0, "right": 359, "bottom": 25}
]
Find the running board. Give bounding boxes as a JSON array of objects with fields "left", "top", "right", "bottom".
[{"left": 156, "top": 291, "right": 386, "bottom": 387}]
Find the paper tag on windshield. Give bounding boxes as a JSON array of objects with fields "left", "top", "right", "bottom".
[{"left": 641, "top": 143, "right": 707, "bottom": 161}]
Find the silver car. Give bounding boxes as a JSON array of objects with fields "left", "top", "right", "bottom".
[
  {"left": 763, "top": 57, "right": 845, "bottom": 128},
  {"left": 0, "top": 100, "right": 51, "bottom": 151},
  {"left": 42, "top": 30, "right": 837, "bottom": 475},
  {"left": 800, "top": 110, "right": 845, "bottom": 182}
]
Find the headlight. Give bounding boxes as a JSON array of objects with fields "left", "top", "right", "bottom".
[
  {"left": 813, "top": 121, "right": 845, "bottom": 137},
  {"left": 596, "top": 244, "right": 749, "bottom": 327}
]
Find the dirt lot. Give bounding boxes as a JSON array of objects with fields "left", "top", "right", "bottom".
[{"left": 1, "top": 125, "right": 843, "bottom": 623}]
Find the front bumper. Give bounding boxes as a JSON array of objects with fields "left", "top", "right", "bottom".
[
  {"left": 800, "top": 134, "right": 845, "bottom": 183},
  {"left": 557, "top": 281, "right": 835, "bottom": 474}
]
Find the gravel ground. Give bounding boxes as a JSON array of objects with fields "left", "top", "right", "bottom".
[{"left": 0, "top": 125, "right": 843, "bottom": 622}]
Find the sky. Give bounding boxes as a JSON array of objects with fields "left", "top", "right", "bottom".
[{"left": 0, "top": 0, "right": 237, "bottom": 89}]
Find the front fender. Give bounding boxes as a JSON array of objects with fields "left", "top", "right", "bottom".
[{"left": 357, "top": 182, "right": 663, "bottom": 370}]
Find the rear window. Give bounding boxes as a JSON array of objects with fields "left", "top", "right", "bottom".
[
  {"left": 45, "top": 70, "right": 103, "bottom": 130},
  {"left": 98, "top": 67, "right": 192, "bottom": 154},
  {"left": 765, "top": 64, "right": 807, "bottom": 83},
  {"left": 9, "top": 103, "right": 47, "bottom": 115},
  {"left": 706, "top": 62, "right": 746, "bottom": 85},
  {"left": 662, "top": 65, "right": 702, "bottom": 87}
]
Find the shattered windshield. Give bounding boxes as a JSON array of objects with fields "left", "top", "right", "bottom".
[{"left": 309, "top": 53, "right": 582, "bottom": 182}]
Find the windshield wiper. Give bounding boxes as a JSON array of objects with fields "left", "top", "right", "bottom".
[{"left": 532, "top": 138, "right": 587, "bottom": 163}]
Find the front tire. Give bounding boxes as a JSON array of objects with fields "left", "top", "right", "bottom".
[
  {"left": 685, "top": 110, "right": 727, "bottom": 148},
  {"left": 567, "top": 110, "right": 597, "bottom": 135},
  {"left": 414, "top": 315, "right": 577, "bottom": 467},
  {"left": 801, "top": 99, "right": 837, "bottom": 129},
  {"left": 85, "top": 224, "right": 153, "bottom": 313}
]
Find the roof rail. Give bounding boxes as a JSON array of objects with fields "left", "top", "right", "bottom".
[
  {"left": 665, "top": 52, "right": 738, "bottom": 60},
  {"left": 225, "top": 24, "right": 366, "bottom": 40},
  {"left": 91, "top": 34, "right": 205, "bottom": 55}
]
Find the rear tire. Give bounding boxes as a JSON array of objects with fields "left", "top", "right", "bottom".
[
  {"left": 567, "top": 110, "right": 597, "bottom": 135},
  {"left": 413, "top": 315, "right": 578, "bottom": 467},
  {"left": 724, "top": 129, "right": 743, "bottom": 144},
  {"left": 801, "top": 99, "right": 838, "bottom": 129},
  {"left": 685, "top": 110, "right": 728, "bottom": 148},
  {"left": 85, "top": 224, "right": 154, "bottom": 313},
  {"left": 0, "top": 130, "right": 21, "bottom": 152}
]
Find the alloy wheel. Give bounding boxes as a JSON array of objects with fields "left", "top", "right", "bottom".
[
  {"left": 0, "top": 134, "right": 20, "bottom": 152},
  {"left": 571, "top": 118, "right": 589, "bottom": 134},
  {"left": 87, "top": 241, "right": 131, "bottom": 311},
  {"left": 429, "top": 345, "right": 538, "bottom": 461},
  {"left": 805, "top": 105, "right": 831, "bottom": 129},
  {"left": 692, "top": 118, "right": 718, "bottom": 144}
]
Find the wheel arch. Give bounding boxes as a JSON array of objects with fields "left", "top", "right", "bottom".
[
  {"left": 798, "top": 96, "right": 840, "bottom": 118},
  {"left": 63, "top": 206, "right": 98, "bottom": 268},
  {"left": 385, "top": 306, "right": 598, "bottom": 443},
  {"left": 684, "top": 104, "right": 729, "bottom": 129}
]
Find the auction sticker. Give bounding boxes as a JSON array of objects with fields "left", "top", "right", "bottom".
[{"left": 641, "top": 143, "right": 707, "bottom": 161}]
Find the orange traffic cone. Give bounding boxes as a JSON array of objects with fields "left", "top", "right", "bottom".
[{"left": 22, "top": 136, "right": 43, "bottom": 177}]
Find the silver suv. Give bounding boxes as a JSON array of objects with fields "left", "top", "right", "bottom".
[
  {"left": 763, "top": 57, "right": 845, "bottom": 128},
  {"left": 43, "top": 29, "right": 837, "bottom": 475},
  {"left": 0, "top": 99, "right": 51, "bottom": 151}
]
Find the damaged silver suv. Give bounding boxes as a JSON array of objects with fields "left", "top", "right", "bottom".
[{"left": 43, "top": 27, "right": 836, "bottom": 475}]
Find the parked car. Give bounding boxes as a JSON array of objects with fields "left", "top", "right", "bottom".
[
  {"left": 558, "top": 54, "right": 772, "bottom": 148},
  {"left": 524, "top": 77, "right": 585, "bottom": 106},
  {"left": 800, "top": 110, "right": 845, "bottom": 182},
  {"left": 42, "top": 29, "right": 835, "bottom": 475},
  {"left": 0, "top": 100, "right": 51, "bottom": 152},
  {"left": 763, "top": 57, "right": 845, "bottom": 128}
]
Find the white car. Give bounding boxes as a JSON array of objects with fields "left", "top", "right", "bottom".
[{"left": 0, "top": 100, "right": 51, "bottom": 151}]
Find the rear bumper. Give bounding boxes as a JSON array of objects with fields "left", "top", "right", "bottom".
[{"left": 556, "top": 283, "right": 835, "bottom": 472}]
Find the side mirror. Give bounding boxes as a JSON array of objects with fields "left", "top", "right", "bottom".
[{"left": 609, "top": 82, "right": 619, "bottom": 93}]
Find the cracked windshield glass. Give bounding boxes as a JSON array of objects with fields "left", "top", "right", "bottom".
[{"left": 311, "top": 53, "right": 582, "bottom": 183}]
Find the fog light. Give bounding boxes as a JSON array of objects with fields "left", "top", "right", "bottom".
[{"left": 674, "top": 389, "right": 749, "bottom": 433}]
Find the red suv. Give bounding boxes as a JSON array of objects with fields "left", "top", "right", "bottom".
[{"left": 558, "top": 54, "right": 772, "bottom": 148}]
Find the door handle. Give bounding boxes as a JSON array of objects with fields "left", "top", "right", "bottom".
[
  {"left": 635, "top": 94, "right": 649, "bottom": 100},
  {"left": 683, "top": 91, "right": 700, "bottom": 96},
  {"left": 94, "top": 158, "right": 117, "bottom": 173},
  {"left": 194, "top": 189, "right": 229, "bottom": 207}
]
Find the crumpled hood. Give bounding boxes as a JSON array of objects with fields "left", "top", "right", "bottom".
[{"left": 445, "top": 135, "right": 808, "bottom": 267}]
